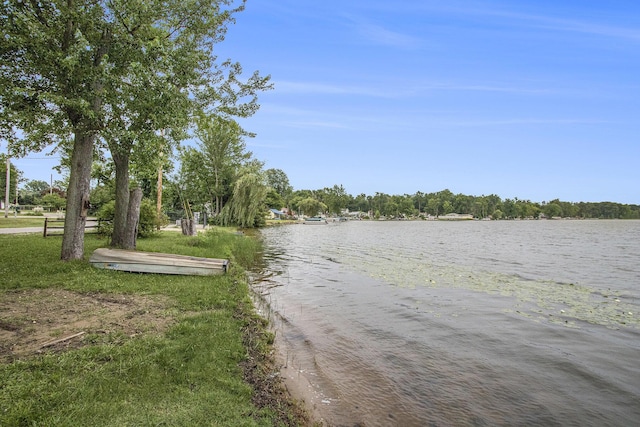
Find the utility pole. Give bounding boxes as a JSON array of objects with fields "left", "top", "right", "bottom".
[
  {"left": 14, "top": 178, "right": 18, "bottom": 218},
  {"left": 156, "top": 129, "right": 164, "bottom": 229},
  {"left": 4, "top": 156, "right": 10, "bottom": 218}
]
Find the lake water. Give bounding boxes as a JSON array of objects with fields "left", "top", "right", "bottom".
[{"left": 252, "top": 220, "right": 640, "bottom": 426}]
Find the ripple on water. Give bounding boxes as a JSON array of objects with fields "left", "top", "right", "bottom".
[{"left": 255, "top": 221, "right": 640, "bottom": 426}]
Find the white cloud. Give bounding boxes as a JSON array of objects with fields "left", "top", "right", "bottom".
[
  {"left": 274, "top": 79, "right": 555, "bottom": 98},
  {"left": 393, "top": 2, "right": 640, "bottom": 42},
  {"left": 354, "top": 21, "right": 423, "bottom": 49},
  {"left": 274, "top": 80, "right": 408, "bottom": 98},
  {"left": 417, "top": 82, "right": 555, "bottom": 95},
  {"left": 245, "top": 141, "right": 289, "bottom": 149},
  {"left": 428, "top": 117, "right": 614, "bottom": 127},
  {"left": 280, "top": 120, "right": 351, "bottom": 130},
  {"left": 448, "top": 5, "right": 640, "bottom": 42}
]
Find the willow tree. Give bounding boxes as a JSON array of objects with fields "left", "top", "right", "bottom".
[
  {"left": 1, "top": 0, "right": 270, "bottom": 258},
  {"left": 219, "top": 172, "right": 268, "bottom": 228},
  {"left": 297, "top": 197, "right": 327, "bottom": 218}
]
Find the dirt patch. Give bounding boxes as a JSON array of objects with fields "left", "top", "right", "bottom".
[
  {"left": 0, "top": 288, "right": 173, "bottom": 362},
  {"left": 0, "top": 287, "right": 312, "bottom": 425}
]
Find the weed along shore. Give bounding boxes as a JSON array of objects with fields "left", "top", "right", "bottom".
[{"left": 0, "top": 230, "right": 310, "bottom": 426}]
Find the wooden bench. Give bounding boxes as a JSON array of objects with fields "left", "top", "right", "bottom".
[{"left": 43, "top": 218, "right": 100, "bottom": 237}]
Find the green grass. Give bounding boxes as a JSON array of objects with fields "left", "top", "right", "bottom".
[
  {"left": 0, "top": 230, "right": 305, "bottom": 426},
  {"left": 0, "top": 216, "right": 46, "bottom": 228}
]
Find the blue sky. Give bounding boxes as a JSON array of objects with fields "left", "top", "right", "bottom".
[{"left": 9, "top": 0, "right": 640, "bottom": 204}]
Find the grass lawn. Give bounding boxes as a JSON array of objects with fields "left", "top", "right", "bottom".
[
  {"left": 0, "top": 230, "right": 308, "bottom": 426},
  {"left": 0, "top": 215, "right": 47, "bottom": 228}
]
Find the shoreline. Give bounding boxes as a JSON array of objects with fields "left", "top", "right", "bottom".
[
  {"left": 275, "top": 336, "right": 331, "bottom": 425},
  {"left": 251, "top": 286, "right": 337, "bottom": 425}
]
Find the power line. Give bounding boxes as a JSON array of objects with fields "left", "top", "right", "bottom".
[{"left": 13, "top": 157, "right": 62, "bottom": 160}]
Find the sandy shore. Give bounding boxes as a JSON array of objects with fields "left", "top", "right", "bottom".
[{"left": 274, "top": 334, "right": 334, "bottom": 425}]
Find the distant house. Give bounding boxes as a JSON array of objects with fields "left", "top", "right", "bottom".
[
  {"left": 268, "top": 208, "right": 285, "bottom": 220},
  {"left": 438, "top": 213, "right": 473, "bottom": 221},
  {"left": 341, "top": 208, "right": 366, "bottom": 219}
]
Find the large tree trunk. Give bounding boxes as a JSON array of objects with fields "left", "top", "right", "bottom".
[
  {"left": 110, "top": 151, "right": 131, "bottom": 248},
  {"left": 181, "top": 218, "right": 197, "bottom": 236},
  {"left": 61, "top": 131, "right": 95, "bottom": 260},
  {"left": 122, "top": 188, "right": 143, "bottom": 249}
]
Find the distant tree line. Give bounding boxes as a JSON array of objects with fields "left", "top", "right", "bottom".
[
  {"left": 12, "top": 159, "right": 639, "bottom": 227},
  {"left": 280, "top": 187, "right": 640, "bottom": 220}
]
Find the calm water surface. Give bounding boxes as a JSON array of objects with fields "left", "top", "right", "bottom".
[{"left": 252, "top": 220, "right": 640, "bottom": 426}]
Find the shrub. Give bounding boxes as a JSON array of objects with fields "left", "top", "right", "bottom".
[
  {"left": 41, "top": 193, "right": 66, "bottom": 211},
  {"left": 95, "top": 201, "right": 115, "bottom": 236},
  {"left": 96, "top": 199, "right": 163, "bottom": 238}
]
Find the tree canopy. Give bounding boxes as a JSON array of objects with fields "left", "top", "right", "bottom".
[
  {"left": 1, "top": 0, "right": 271, "bottom": 256},
  {"left": 180, "top": 115, "right": 253, "bottom": 215}
]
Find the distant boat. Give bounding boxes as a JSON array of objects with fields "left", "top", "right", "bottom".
[
  {"left": 89, "top": 248, "right": 228, "bottom": 276},
  {"left": 327, "top": 217, "right": 348, "bottom": 223},
  {"left": 303, "top": 216, "right": 328, "bottom": 225}
]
